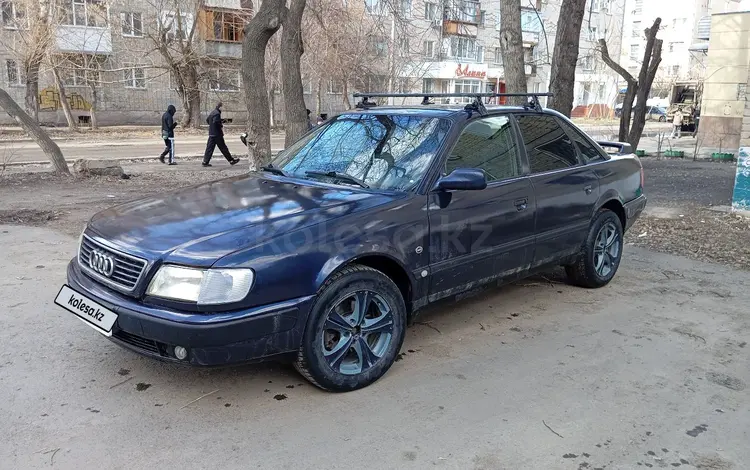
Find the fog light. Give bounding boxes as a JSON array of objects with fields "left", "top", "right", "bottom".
[{"left": 174, "top": 346, "right": 188, "bottom": 360}]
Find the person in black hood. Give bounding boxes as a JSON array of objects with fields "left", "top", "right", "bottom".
[
  {"left": 159, "top": 105, "right": 178, "bottom": 165},
  {"left": 202, "top": 101, "right": 239, "bottom": 167}
]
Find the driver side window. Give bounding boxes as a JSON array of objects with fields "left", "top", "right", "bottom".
[{"left": 446, "top": 115, "right": 522, "bottom": 182}]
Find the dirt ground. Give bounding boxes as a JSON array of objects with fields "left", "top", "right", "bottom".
[{"left": 1, "top": 158, "right": 749, "bottom": 469}]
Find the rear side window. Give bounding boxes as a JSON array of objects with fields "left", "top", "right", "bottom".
[
  {"left": 446, "top": 115, "right": 522, "bottom": 182},
  {"left": 558, "top": 119, "right": 606, "bottom": 163},
  {"left": 515, "top": 114, "right": 580, "bottom": 173}
]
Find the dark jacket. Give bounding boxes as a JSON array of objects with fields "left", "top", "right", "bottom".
[
  {"left": 207, "top": 107, "right": 223, "bottom": 137},
  {"left": 161, "top": 105, "right": 177, "bottom": 138}
]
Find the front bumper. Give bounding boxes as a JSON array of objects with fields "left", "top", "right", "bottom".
[
  {"left": 66, "top": 260, "right": 315, "bottom": 366},
  {"left": 624, "top": 194, "right": 647, "bottom": 231}
]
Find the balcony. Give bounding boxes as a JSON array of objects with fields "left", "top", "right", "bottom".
[
  {"left": 443, "top": 20, "right": 478, "bottom": 37},
  {"left": 205, "top": 41, "right": 242, "bottom": 59},
  {"left": 55, "top": 26, "right": 112, "bottom": 54}
]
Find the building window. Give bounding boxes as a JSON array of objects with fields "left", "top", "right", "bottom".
[
  {"left": 398, "top": 37, "right": 409, "bottom": 57},
  {"left": 1, "top": 1, "right": 25, "bottom": 29},
  {"left": 450, "top": 36, "right": 479, "bottom": 61},
  {"left": 371, "top": 36, "right": 388, "bottom": 57},
  {"left": 579, "top": 55, "right": 594, "bottom": 71},
  {"left": 633, "top": 0, "right": 643, "bottom": 15},
  {"left": 422, "top": 78, "right": 434, "bottom": 93},
  {"left": 327, "top": 79, "right": 343, "bottom": 94},
  {"left": 121, "top": 12, "right": 143, "bottom": 37},
  {"left": 397, "top": 0, "right": 411, "bottom": 16},
  {"left": 453, "top": 79, "right": 480, "bottom": 103},
  {"left": 62, "top": 0, "right": 108, "bottom": 27},
  {"left": 208, "top": 68, "right": 240, "bottom": 91},
  {"left": 479, "top": 10, "right": 485, "bottom": 26},
  {"left": 587, "top": 26, "right": 597, "bottom": 41},
  {"left": 456, "top": 1, "right": 478, "bottom": 23},
  {"left": 632, "top": 21, "right": 641, "bottom": 38},
  {"left": 211, "top": 11, "right": 245, "bottom": 42},
  {"left": 123, "top": 65, "right": 146, "bottom": 88},
  {"left": 5, "top": 59, "right": 22, "bottom": 86},
  {"left": 671, "top": 65, "right": 680, "bottom": 76},
  {"left": 365, "top": 0, "right": 384, "bottom": 15},
  {"left": 423, "top": 40, "right": 434, "bottom": 58},
  {"left": 62, "top": 56, "right": 102, "bottom": 86},
  {"left": 163, "top": 12, "right": 191, "bottom": 41},
  {"left": 493, "top": 47, "right": 502, "bottom": 64},
  {"left": 630, "top": 44, "right": 639, "bottom": 61},
  {"left": 424, "top": 2, "right": 438, "bottom": 20}
]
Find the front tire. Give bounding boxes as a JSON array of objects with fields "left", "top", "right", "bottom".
[
  {"left": 294, "top": 265, "right": 406, "bottom": 392},
  {"left": 565, "top": 209, "right": 624, "bottom": 288}
]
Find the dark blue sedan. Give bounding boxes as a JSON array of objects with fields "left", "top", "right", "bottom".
[{"left": 56, "top": 94, "right": 646, "bottom": 392}]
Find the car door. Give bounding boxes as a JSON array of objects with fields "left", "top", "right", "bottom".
[
  {"left": 427, "top": 114, "right": 536, "bottom": 301},
  {"left": 514, "top": 114, "right": 600, "bottom": 268}
]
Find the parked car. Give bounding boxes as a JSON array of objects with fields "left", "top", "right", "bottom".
[
  {"left": 56, "top": 93, "right": 647, "bottom": 392},
  {"left": 614, "top": 105, "right": 666, "bottom": 121}
]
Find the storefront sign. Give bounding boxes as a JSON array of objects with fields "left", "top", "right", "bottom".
[{"left": 455, "top": 64, "right": 487, "bottom": 79}]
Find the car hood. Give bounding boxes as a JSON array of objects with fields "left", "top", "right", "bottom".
[{"left": 87, "top": 174, "right": 398, "bottom": 266}]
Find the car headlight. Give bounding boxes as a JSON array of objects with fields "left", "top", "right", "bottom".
[{"left": 146, "top": 265, "right": 254, "bottom": 305}]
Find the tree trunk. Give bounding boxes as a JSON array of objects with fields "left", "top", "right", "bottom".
[
  {"left": 89, "top": 83, "right": 99, "bottom": 130},
  {"left": 179, "top": 68, "right": 201, "bottom": 129},
  {"left": 599, "top": 37, "right": 639, "bottom": 142},
  {"left": 281, "top": 0, "right": 307, "bottom": 146},
  {"left": 628, "top": 21, "right": 663, "bottom": 147},
  {"left": 342, "top": 79, "right": 351, "bottom": 109},
  {"left": 269, "top": 87, "right": 276, "bottom": 128},
  {"left": 0, "top": 87, "right": 69, "bottom": 174},
  {"left": 548, "top": 0, "right": 587, "bottom": 116},
  {"left": 242, "top": 0, "right": 286, "bottom": 170},
  {"left": 315, "top": 78, "right": 322, "bottom": 116},
  {"left": 24, "top": 62, "right": 40, "bottom": 123},
  {"left": 499, "top": 0, "right": 527, "bottom": 105},
  {"left": 52, "top": 68, "right": 79, "bottom": 132}
]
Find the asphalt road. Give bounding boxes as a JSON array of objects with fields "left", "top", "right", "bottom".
[
  {"left": 1, "top": 225, "right": 748, "bottom": 469},
  {"left": 1, "top": 122, "right": 672, "bottom": 165}
]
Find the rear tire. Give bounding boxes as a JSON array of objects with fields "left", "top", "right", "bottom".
[
  {"left": 294, "top": 265, "right": 406, "bottom": 392},
  {"left": 565, "top": 209, "right": 624, "bottom": 288}
]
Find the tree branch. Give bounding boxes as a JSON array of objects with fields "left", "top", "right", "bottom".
[{"left": 598, "top": 39, "right": 635, "bottom": 85}]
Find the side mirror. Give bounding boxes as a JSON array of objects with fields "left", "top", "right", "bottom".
[{"left": 433, "top": 168, "right": 487, "bottom": 191}]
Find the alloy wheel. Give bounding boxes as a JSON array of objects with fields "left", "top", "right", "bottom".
[
  {"left": 321, "top": 290, "right": 394, "bottom": 375},
  {"left": 594, "top": 222, "right": 621, "bottom": 277}
]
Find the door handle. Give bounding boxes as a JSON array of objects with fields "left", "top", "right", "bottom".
[
  {"left": 584, "top": 185, "right": 593, "bottom": 195},
  {"left": 514, "top": 198, "right": 528, "bottom": 211}
]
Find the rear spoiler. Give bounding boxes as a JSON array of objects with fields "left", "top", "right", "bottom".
[{"left": 597, "top": 141, "right": 634, "bottom": 155}]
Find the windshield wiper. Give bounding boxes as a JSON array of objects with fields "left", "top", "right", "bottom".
[
  {"left": 305, "top": 171, "right": 370, "bottom": 189},
  {"left": 260, "top": 165, "right": 287, "bottom": 177}
]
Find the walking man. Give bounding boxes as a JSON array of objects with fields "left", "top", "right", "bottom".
[
  {"left": 159, "top": 104, "right": 178, "bottom": 165},
  {"left": 202, "top": 101, "right": 239, "bottom": 167},
  {"left": 670, "top": 107, "right": 684, "bottom": 139}
]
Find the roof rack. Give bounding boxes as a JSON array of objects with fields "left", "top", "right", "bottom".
[{"left": 353, "top": 92, "right": 554, "bottom": 114}]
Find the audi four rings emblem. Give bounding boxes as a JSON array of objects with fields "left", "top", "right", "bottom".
[{"left": 89, "top": 249, "right": 115, "bottom": 277}]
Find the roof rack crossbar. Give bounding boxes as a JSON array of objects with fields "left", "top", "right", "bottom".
[{"left": 353, "top": 92, "right": 553, "bottom": 113}]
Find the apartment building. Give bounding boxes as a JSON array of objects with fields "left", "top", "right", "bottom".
[
  {"left": 0, "top": 0, "right": 252, "bottom": 126},
  {"left": 391, "top": 0, "right": 549, "bottom": 104}
]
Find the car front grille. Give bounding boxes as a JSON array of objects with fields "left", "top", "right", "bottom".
[
  {"left": 112, "top": 330, "right": 161, "bottom": 355},
  {"left": 79, "top": 235, "right": 147, "bottom": 292}
]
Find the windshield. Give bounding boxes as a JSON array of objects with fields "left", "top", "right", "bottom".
[{"left": 270, "top": 114, "right": 451, "bottom": 191}]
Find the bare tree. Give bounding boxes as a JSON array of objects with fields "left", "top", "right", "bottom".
[
  {"left": 600, "top": 18, "right": 662, "bottom": 147},
  {"left": 242, "top": 0, "right": 286, "bottom": 170},
  {"left": 50, "top": 63, "right": 79, "bottom": 131},
  {"left": 265, "top": 35, "right": 282, "bottom": 128},
  {"left": 547, "top": 0, "right": 587, "bottom": 116},
  {"left": 0, "top": 87, "right": 69, "bottom": 174},
  {"left": 144, "top": 0, "right": 204, "bottom": 128},
  {"left": 499, "top": 0, "right": 526, "bottom": 105},
  {"left": 0, "top": 0, "right": 57, "bottom": 122}
]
